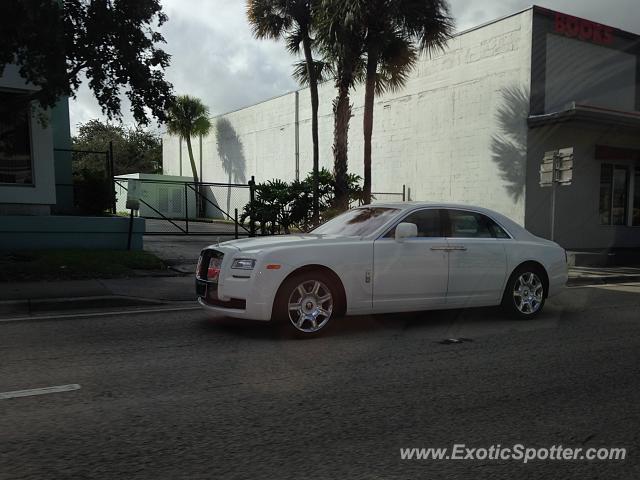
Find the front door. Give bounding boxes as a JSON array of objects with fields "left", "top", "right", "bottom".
[{"left": 373, "top": 208, "right": 449, "bottom": 312}]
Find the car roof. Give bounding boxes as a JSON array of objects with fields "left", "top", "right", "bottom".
[{"left": 366, "top": 201, "right": 495, "bottom": 212}]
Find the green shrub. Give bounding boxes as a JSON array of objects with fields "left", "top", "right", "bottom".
[
  {"left": 73, "top": 169, "right": 113, "bottom": 216},
  {"left": 241, "top": 169, "right": 365, "bottom": 234}
]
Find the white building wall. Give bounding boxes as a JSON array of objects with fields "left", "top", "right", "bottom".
[{"left": 163, "top": 9, "right": 534, "bottom": 223}]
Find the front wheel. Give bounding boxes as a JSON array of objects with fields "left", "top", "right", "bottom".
[
  {"left": 502, "top": 266, "right": 547, "bottom": 318},
  {"left": 273, "top": 271, "right": 340, "bottom": 338}
]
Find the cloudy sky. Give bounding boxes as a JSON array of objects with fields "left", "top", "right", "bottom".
[{"left": 68, "top": 0, "right": 639, "bottom": 133}]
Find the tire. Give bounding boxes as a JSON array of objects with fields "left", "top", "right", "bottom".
[
  {"left": 501, "top": 265, "right": 548, "bottom": 319},
  {"left": 273, "top": 271, "right": 342, "bottom": 338}
]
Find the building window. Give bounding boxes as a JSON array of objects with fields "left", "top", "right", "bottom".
[
  {"left": 0, "top": 92, "right": 33, "bottom": 184},
  {"left": 634, "top": 169, "right": 640, "bottom": 227},
  {"left": 599, "top": 164, "right": 629, "bottom": 225}
]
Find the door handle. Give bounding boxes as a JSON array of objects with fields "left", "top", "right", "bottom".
[{"left": 430, "top": 245, "right": 467, "bottom": 251}]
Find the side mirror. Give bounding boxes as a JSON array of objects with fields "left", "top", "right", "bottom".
[{"left": 395, "top": 222, "right": 418, "bottom": 242}]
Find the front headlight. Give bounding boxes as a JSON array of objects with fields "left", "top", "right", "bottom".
[{"left": 231, "top": 258, "right": 256, "bottom": 270}]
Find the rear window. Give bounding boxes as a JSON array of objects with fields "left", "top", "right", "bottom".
[{"left": 447, "top": 210, "right": 510, "bottom": 239}]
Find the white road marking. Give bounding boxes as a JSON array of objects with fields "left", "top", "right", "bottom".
[
  {"left": 0, "top": 304, "right": 201, "bottom": 323},
  {"left": 0, "top": 384, "right": 81, "bottom": 400}
]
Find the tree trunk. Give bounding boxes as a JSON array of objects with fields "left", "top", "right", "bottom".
[
  {"left": 185, "top": 135, "right": 202, "bottom": 218},
  {"left": 363, "top": 49, "right": 378, "bottom": 205},
  {"left": 333, "top": 79, "right": 351, "bottom": 212},
  {"left": 303, "top": 36, "right": 320, "bottom": 225}
]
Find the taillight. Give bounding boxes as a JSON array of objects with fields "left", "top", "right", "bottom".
[{"left": 207, "top": 257, "right": 221, "bottom": 281}]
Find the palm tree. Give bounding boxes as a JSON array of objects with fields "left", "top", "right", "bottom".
[
  {"left": 165, "top": 95, "right": 212, "bottom": 217},
  {"left": 247, "top": 0, "right": 322, "bottom": 224},
  {"left": 315, "top": 0, "right": 365, "bottom": 211},
  {"left": 359, "top": 0, "right": 454, "bottom": 204}
]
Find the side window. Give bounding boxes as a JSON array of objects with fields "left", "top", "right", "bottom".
[
  {"left": 385, "top": 209, "right": 443, "bottom": 238},
  {"left": 447, "top": 210, "right": 509, "bottom": 239}
]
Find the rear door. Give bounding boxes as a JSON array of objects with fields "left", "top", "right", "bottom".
[
  {"left": 373, "top": 208, "right": 449, "bottom": 312},
  {"left": 444, "top": 209, "right": 509, "bottom": 307}
]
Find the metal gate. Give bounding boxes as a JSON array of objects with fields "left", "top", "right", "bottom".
[{"left": 113, "top": 176, "right": 256, "bottom": 237}]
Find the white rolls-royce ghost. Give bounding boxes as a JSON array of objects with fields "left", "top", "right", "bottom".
[{"left": 196, "top": 203, "right": 568, "bottom": 337}]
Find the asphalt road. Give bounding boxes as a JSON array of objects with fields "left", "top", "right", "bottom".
[{"left": 1, "top": 284, "right": 640, "bottom": 479}]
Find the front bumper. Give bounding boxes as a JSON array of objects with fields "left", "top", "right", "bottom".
[{"left": 196, "top": 278, "right": 272, "bottom": 321}]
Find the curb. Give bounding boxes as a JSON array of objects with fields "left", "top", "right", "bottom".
[
  {"left": 168, "top": 264, "right": 198, "bottom": 275},
  {"left": 0, "top": 295, "right": 168, "bottom": 318},
  {"left": 567, "top": 275, "right": 640, "bottom": 287}
]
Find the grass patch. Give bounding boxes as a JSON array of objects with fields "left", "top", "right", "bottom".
[{"left": 0, "top": 250, "right": 166, "bottom": 282}]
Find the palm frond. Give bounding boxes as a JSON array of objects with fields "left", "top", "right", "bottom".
[
  {"left": 165, "top": 95, "right": 212, "bottom": 139},
  {"left": 375, "top": 31, "right": 418, "bottom": 94},
  {"left": 285, "top": 26, "right": 306, "bottom": 55},
  {"left": 246, "top": 0, "right": 290, "bottom": 39},
  {"left": 292, "top": 58, "right": 335, "bottom": 86},
  {"left": 396, "top": 0, "right": 455, "bottom": 55}
]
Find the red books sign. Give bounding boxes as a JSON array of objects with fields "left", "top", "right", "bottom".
[{"left": 554, "top": 13, "right": 614, "bottom": 46}]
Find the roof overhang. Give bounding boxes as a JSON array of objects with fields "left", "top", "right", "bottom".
[{"left": 528, "top": 103, "right": 640, "bottom": 130}]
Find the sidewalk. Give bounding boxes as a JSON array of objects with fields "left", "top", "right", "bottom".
[
  {"left": 0, "top": 276, "right": 194, "bottom": 302},
  {"left": 567, "top": 266, "right": 640, "bottom": 286},
  {"left": 0, "top": 276, "right": 194, "bottom": 318}
]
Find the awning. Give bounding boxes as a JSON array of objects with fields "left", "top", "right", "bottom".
[{"left": 528, "top": 103, "right": 640, "bottom": 129}]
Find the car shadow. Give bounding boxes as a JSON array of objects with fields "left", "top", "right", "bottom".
[
  {"left": 197, "top": 317, "right": 278, "bottom": 341},
  {"left": 196, "top": 305, "right": 548, "bottom": 341}
]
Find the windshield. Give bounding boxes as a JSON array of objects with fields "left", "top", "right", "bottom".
[{"left": 311, "top": 207, "right": 399, "bottom": 236}]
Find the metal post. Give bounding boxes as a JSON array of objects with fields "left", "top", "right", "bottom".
[
  {"left": 159, "top": 137, "right": 163, "bottom": 173},
  {"left": 109, "top": 141, "right": 116, "bottom": 214},
  {"left": 234, "top": 208, "right": 239, "bottom": 240},
  {"left": 127, "top": 209, "right": 134, "bottom": 250},
  {"left": 550, "top": 152, "right": 559, "bottom": 242},
  {"left": 249, "top": 176, "right": 256, "bottom": 237},
  {"left": 294, "top": 91, "right": 300, "bottom": 181},
  {"left": 550, "top": 181, "right": 557, "bottom": 242},
  {"left": 402, "top": 184, "right": 406, "bottom": 202},
  {"left": 184, "top": 183, "right": 189, "bottom": 234}
]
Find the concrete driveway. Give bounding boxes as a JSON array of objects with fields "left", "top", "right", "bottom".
[
  {"left": 143, "top": 219, "right": 250, "bottom": 272},
  {"left": 144, "top": 235, "right": 233, "bottom": 272}
]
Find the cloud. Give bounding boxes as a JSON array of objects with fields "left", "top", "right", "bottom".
[{"left": 68, "top": 0, "right": 640, "bottom": 132}]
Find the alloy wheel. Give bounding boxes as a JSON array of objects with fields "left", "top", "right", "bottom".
[
  {"left": 513, "top": 272, "right": 544, "bottom": 315},
  {"left": 287, "top": 280, "right": 334, "bottom": 333}
]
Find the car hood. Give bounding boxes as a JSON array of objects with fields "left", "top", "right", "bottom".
[{"left": 210, "top": 234, "right": 359, "bottom": 253}]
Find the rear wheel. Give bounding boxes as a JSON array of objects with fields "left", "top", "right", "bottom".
[
  {"left": 273, "top": 271, "right": 340, "bottom": 338},
  {"left": 502, "top": 265, "right": 547, "bottom": 318}
]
